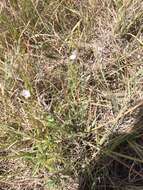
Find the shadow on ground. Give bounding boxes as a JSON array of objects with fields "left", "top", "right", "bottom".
[{"left": 78, "top": 106, "right": 143, "bottom": 190}]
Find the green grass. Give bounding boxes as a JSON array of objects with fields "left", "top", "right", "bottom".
[{"left": 0, "top": 0, "right": 143, "bottom": 189}]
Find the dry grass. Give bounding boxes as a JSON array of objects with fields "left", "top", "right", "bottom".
[{"left": 0, "top": 0, "right": 143, "bottom": 189}]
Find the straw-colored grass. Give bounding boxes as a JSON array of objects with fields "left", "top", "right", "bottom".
[{"left": 0, "top": 0, "right": 143, "bottom": 189}]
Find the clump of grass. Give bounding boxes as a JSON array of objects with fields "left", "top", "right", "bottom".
[
  {"left": 0, "top": 0, "right": 143, "bottom": 189},
  {"left": 114, "top": 0, "right": 143, "bottom": 41}
]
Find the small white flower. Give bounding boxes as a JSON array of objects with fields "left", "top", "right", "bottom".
[
  {"left": 69, "top": 50, "right": 78, "bottom": 61},
  {"left": 21, "top": 89, "right": 31, "bottom": 99}
]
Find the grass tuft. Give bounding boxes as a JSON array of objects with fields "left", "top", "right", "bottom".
[{"left": 0, "top": 0, "right": 143, "bottom": 189}]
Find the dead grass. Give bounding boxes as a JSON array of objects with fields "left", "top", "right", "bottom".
[{"left": 0, "top": 0, "right": 143, "bottom": 189}]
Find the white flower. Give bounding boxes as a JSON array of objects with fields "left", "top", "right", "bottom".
[
  {"left": 69, "top": 50, "right": 77, "bottom": 61},
  {"left": 21, "top": 89, "right": 31, "bottom": 99}
]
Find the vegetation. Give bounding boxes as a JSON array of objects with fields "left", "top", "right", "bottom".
[{"left": 0, "top": 0, "right": 143, "bottom": 189}]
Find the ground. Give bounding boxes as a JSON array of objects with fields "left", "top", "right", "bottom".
[{"left": 0, "top": 0, "right": 143, "bottom": 190}]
